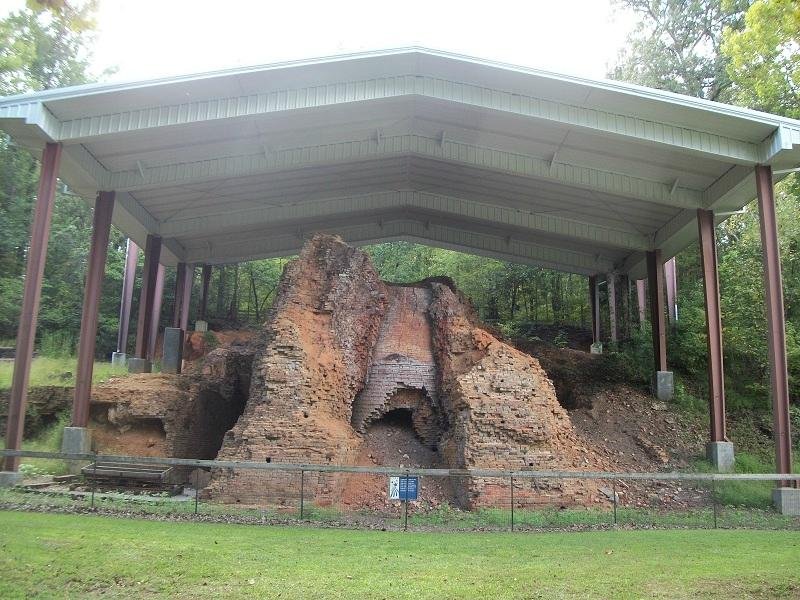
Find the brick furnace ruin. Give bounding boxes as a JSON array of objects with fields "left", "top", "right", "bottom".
[{"left": 207, "top": 234, "right": 603, "bottom": 507}]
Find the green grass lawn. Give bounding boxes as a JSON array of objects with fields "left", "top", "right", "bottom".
[
  {"left": 0, "top": 356, "right": 128, "bottom": 389},
  {"left": 0, "top": 511, "right": 798, "bottom": 599}
]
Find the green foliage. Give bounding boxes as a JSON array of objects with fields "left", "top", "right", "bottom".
[
  {"left": 19, "top": 411, "right": 71, "bottom": 475},
  {"left": 0, "top": 1, "right": 96, "bottom": 95},
  {"left": 38, "top": 330, "right": 75, "bottom": 358},
  {"left": 723, "top": 0, "right": 800, "bottom": 117},
  {"left": 694, "top": 451, "right": 800, "bottom": 508},
  {"left": 367, "top": 242, "right": 591, "bottom": 327},
  {"left": 0, "top": 356, "right": 127, "bottom": 389},
  {"left": 611, "top": 0, "right": 750, "bottom": 101}
]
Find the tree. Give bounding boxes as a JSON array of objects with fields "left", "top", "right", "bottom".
[
  {"left": 0, "top": 1, "right": 97, "bottom": 94},
  {"left": 611, "top": 0, "right": 750, "bottom": 101},
  {"left": 723, "top": 0, "right": 800, "bottom": 118},
  {"left": 0, "top": 1, "right": 103, "bottom": 347}
]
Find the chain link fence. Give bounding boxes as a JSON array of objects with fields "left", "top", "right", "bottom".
[{"left": 1, "top": 450, "right": 798, "bottom": 532}]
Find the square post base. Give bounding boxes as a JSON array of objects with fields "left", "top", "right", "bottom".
[
  {"left": 772, "top": 487, "right": 800, "bottom": 516},
  {"left": 127, "top": 357, "right": 152, "bottom": 373},
  {"left": 590, "top": 342, "right": 603, "bottom": 354},
  {"left": 0, "top": 471, "right": 22, "bottom": 487},
  {"left": 162, "top": 327, "right": 184, "bottom": 374},
  {"left": 61, "top": 426, "right": 92, "bottom": 474},
  {"left": 706, "top": 441, "right": 735, "bottom": 472},
  {"left": 194, "top": 320, "right": 208, "bottom": 332},
  {"left": 111, "top": 352, "right": 127, "bottom": 368},
  {"left": 652, "top": 371, "right": 674, "bottom": 402}
]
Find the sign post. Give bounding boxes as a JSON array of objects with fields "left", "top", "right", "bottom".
[{"left": 389, "top": 473, "right": 419, "bottom": 531}]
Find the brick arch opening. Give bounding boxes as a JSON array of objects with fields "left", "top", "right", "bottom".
[{"left": 362, "top": 389, "right": 441, "bottom": 449}]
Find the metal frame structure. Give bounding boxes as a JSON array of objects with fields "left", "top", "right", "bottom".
[{"left": 1, "top": 48, "right": 799, "bottom": 482}]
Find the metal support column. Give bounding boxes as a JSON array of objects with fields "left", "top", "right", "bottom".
[
  {"left": 697, "top": 209, "right": 727, "bottom": 443},
  {"left": 3, "top": 142, "right": 62, "bottom": 472},
  {"left": 199, "top": 264, "right": 212, "bottom": 321},
  {"left": 646, "top": 250, "right": 667, "bottom": 372},
  {"left": 148, "top": 264, "right": 165, "bottom": 361},
  {"left": 755, "top": 165, "right": 794, "bottom": 484},
  {"left": 72, "top": 192, "right": 115, "bottom": 428},
  {"left": 116, "top": 238, "right": 138, "bottom": 355},
  {"left": 134, "top": 235, "right": 162, "bottom": 359}
]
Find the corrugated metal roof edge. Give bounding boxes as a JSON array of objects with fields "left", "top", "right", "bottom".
[{"left": 1, "top": 47, "right": 799, "bottom": 132}]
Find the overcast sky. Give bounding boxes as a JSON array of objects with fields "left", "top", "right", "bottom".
[{"left": 0, "top": 0, "right": 637, "bottom": 84}]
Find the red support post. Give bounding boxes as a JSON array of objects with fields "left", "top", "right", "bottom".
[
  {"left": 116, "top": 238, "right": 138, "bottom": 354},
  {"left": 148, "top": 264, "right": 165, "bottom": 361},
  {"left": 134, "top": 235, "right": 162, "bottom": 359},
  {"left": 3, "top": 143, "right": 62, "bottom": 472},
  {"left": 72, "top": 192, "right": 115, "bottom": 428},
  {"left": 199, "top": 264, "right": 212, "bottom": 321},
  {"left": 755, "top": 165, "right": 794, "bottom": 484},
  {"left": 646, "top": 249, "right": 667, "bottom": 372},
  {"left": 697, "top": 209, "right": 727, "bottom": 443}
]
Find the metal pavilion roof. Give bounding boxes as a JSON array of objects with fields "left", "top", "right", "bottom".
[{"left": 2, "top": 47, "right": 800, "bottom": 277}]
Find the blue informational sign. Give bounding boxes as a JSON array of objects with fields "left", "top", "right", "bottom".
[{"left": 388, "top": 475, "right": 419, "bottom": 501}]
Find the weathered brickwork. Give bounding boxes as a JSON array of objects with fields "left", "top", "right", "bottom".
[
  {"left": 206, "top": 234, "right": 605, "bottom": 508},
  {"left": 88, "top": 345, "right": 255, "bottom": 482},
  {"left": 209, "top": 235, "right": 388, "bottom": 504},
  {"left": 351, "top": 285, "right": 439, "bottom": 439},
  {"left": 428, "top": 282, "right": 605, "bottom": 507}
]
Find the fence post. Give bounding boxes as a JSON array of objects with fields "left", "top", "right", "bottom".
[
  {"left": 510, "top": 474, "right": 514, "bottom": 532},
  {"left": 194, "top": 469, "right": 199, "bottom": 515},
  {"left": 90, "top": 453, "right": 97, "bottom": 509},
  {"left": 712, "top": 477, "right": 718, "bottom": 529},
  {"left": 403, "top": 472, "right": 409, "bottom": 531},
  {"left": 612, "top": 480, "right": 617, "bottom": 526},
  {"left": 300, "top": 469, "right": 305, "bottom": 520}
]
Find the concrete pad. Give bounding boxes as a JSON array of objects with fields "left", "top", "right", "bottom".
[
  {"left": 706, "top": 441, "right": 735, "bottom": 472},
  {"left": 590, "top": 342, "right": 603, "bottom": 354},
  {"left": 194, "top": 320, "right": 208, "bottom": 332},
  {"left": 773, "top": 487, "right": 800, "bottom": 516},
  {"left": 111, "top": 351, "right": 127, "bottom": 368},
  {"left": 653, "top": 371, "right": 674, "bottom": 402},
  {"left": 0, "top": 471, "right": 22, "bottom": 487},
  {"left": 127, "top": 357, "right": 152, "bottom": 373},
  {"left": 162, "top": 327, "right": 184, "bottom": 374}
]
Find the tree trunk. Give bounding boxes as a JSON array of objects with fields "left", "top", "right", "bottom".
[{"left": 216, "top": 265, "right": 226, "bottom": 317}]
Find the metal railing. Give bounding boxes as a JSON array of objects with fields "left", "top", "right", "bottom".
[{"left": 2, "top": 449, "right": 798, "bottom": 532}]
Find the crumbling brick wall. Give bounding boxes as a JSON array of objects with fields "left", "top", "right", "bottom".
[
  {"left": 88, "top": 344, "right": 255, "bottom": 473},
  {"left": 427, "top": 281, "right": 604, "bottom": 507},
  {"left": 351, "top": 285, "right": 439, "bottom": 438},
  {"left": 209, "top": 235, "right": 388, "bottom": 504},
  {"left": 206, "top": 235, "right": 604, "bottom": 508}
]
